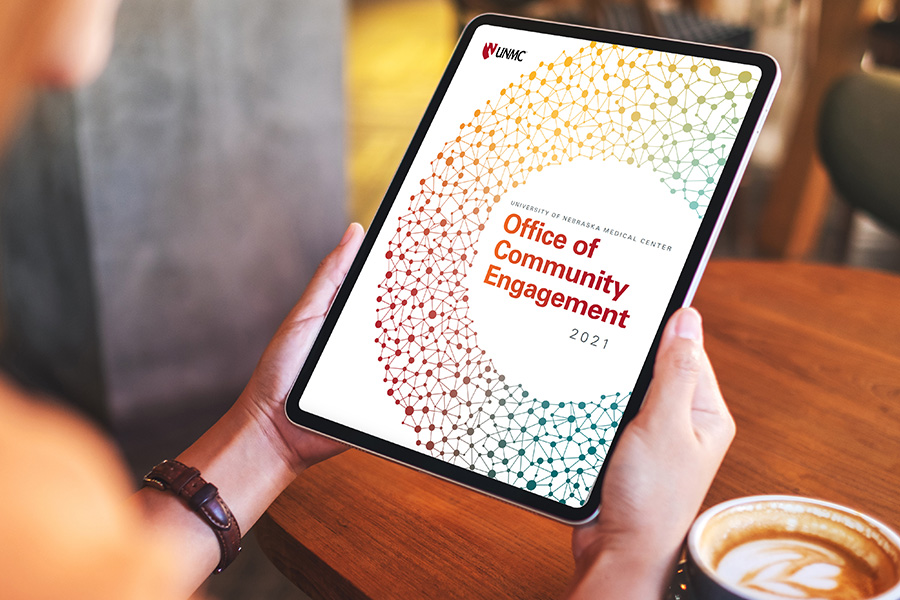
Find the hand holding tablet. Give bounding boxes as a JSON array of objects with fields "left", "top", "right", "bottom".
[{"left": 286, "top": 15, "right": 779, "bottom": 522}]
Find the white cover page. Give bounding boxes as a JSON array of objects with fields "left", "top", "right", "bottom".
[{"left": 299, "top": 25, "right": 762, "bottom": 507}]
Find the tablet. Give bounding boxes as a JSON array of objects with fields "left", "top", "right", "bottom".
[{"left": 287, "top": 14, "right": 779, "bottom": 523}]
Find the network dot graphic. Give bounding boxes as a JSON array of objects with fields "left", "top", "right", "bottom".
[{"left": 375, "top": 42, "right": 758, "bottom": 506}]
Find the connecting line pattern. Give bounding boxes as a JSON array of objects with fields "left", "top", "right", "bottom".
[{"left": 375, "top": 42, "right": 758, "bottom": 506}]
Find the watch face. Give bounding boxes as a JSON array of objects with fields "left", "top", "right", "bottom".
[{"left": 288, "top": 14, "right": 779, "bottom": 522}]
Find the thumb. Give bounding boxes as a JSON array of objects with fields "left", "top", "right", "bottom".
[
  {"left": 638, "top": 308, "right": 704, "bottom": 429},
  {"left": 287, "top": 222, "right": 364, "bottom": 324}
]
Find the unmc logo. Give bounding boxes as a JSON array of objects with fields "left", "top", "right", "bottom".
[{"left": 482, "top": 42, "right": 526, "bottom": 62}]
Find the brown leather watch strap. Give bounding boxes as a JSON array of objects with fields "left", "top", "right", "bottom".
[{"left": 143, "top": 459, "right": 242, "bottom": 573}]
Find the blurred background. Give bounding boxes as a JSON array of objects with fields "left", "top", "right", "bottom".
[{"left": 0, "top": 0, "right": 898, "bottom": 598}]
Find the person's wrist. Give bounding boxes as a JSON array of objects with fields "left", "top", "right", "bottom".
[
  {"left": 567, "top": 539, "right": 677, "bottom": 600},
  {"left": 233, "top": 393, "right": 308, "bottom": 476}
]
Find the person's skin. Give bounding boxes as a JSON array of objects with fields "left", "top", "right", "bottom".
[{"left": 0, "top": 1, "right": 736, "bottom": 598}]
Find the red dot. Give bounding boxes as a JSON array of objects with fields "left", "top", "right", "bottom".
[
  {"left": 429, "top": 311, "right": 437, "bottom": 319},
  {"left": 426, "top": 441, "right": 434, "bottom": 450},
  {"left": 405, "top": 406, "right": 414, "bottom": 415},
  {"left": 449, "top": 390, "right": 458, "bottom": 398}
]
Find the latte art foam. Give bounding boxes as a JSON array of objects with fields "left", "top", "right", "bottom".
[
  {"left": 691, "top": 498, "right": 900, "bottom": 600},
  {"left": 716, "top": 537, "right": 877, "bottom": 600}
]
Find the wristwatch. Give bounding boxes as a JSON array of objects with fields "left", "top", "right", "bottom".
[{"left": 143, "top": 459, "right": 242, "bottom": 573}]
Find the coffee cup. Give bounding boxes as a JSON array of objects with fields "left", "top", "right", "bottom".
[{"left": 686, "top": 495, "right": 900, "bottom": 600}]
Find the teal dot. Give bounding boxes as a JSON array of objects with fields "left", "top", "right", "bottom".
[
  {"left": 611, "top": 421, "right": 619, "bottom": 427},
  {"left": 487, "top": 450, "right": 494, "bottom": 458},
  {"left": 578, "top": 402, "right": 586, "bottom": 409},
  {"left": 498, "top": 398, "right": 505, "bottom": 406},
  {"left": 538, "top": 417, "right": 546, "bottom": 425},
  {"left": 707, "top": 176, "right": 715, "bottom": 183},
  {"left": 599, "top": 438, "right": 607, "bottom": 445},
  {"left": 518, "top": 449, "right": 525, "bottom": 456},
  {"left": 689, "top": 201, "right": 699, "bottom": 209},
  {"left": 488, "top": 470, "right": 496, "bottom": 477},
  {"left": 673, "top": 171, "right": 681, "bottom": 179},
  {"left": 522, "top": 391, "right": 528, "bottom": 397},
  {"left": 542, "top": 400, "right": 550, "bottom": 408},
  {"left": 692, "top": 159, "right": 699, "bottom": 166},
  {"left": 551, "top": 470, "right": 558, "bottom": 477},
  {"left": 610, "top": 402, "right": 618, "bottom": 410},
  {"left": 718, "top": 158, "right": 726, "bottom": 165},
  {"left": 526, "top": 480, "right": 537, "bottom": 490},
  {"left": 558, "top": 402, "right": 565, "bottom": 408},
  {"left": 588, "top": 446, "right": 597, "bottom": 455},
  {"left": 498, "top": 440, "right": 506, "bottom": 448},
  {"left": 567, "top": 415, "right": 576, "bottom": 423}
]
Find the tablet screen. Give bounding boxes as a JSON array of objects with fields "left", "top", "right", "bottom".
[{"left": 290, "top": 16, "right": 776, "bottom": 519}]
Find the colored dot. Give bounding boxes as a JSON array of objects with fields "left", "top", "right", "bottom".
[
  {"left": 738, "top": 71, "right": 752, "bottom": 83},
  {"left": 631, "top": 111, "right": 641, "bottom": 122},
  {"left": 710, "top": 66, "right": 721, "bottom": 76},
  {"left": 689, "top": 201, "right": 699, "bottom": 209}
]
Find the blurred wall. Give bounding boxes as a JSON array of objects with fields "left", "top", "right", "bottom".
[{"left": 0, "top": 0, "right": 346, "bottom": 424}]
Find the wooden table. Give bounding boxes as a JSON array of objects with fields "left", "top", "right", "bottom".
[{"left": 256, "top": 261, "right": 900, "bottom": 600}]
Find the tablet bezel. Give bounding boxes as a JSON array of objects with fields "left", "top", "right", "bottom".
[{"left": 286, "top": 13, "right": 779, "bottom": 523}]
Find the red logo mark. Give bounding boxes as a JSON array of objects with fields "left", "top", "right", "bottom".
[{"left": 482, "top": 42, "right": 498, "bottom": 60}]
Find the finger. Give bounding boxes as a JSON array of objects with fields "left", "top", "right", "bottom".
[
  {"left": 638, "top": 308, "right": 704, "bottom": 428},
  {"left": 289, "top": 223, "right": 364, "bottom": 323}
]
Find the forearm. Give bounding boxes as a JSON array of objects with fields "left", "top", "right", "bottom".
[{"left": 132, "top": 399, "right": 298, "bottom": 597}]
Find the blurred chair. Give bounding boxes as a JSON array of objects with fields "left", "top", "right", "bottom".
[{"left": 818, "top": 70, "right": 900, "bottom": 237}]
